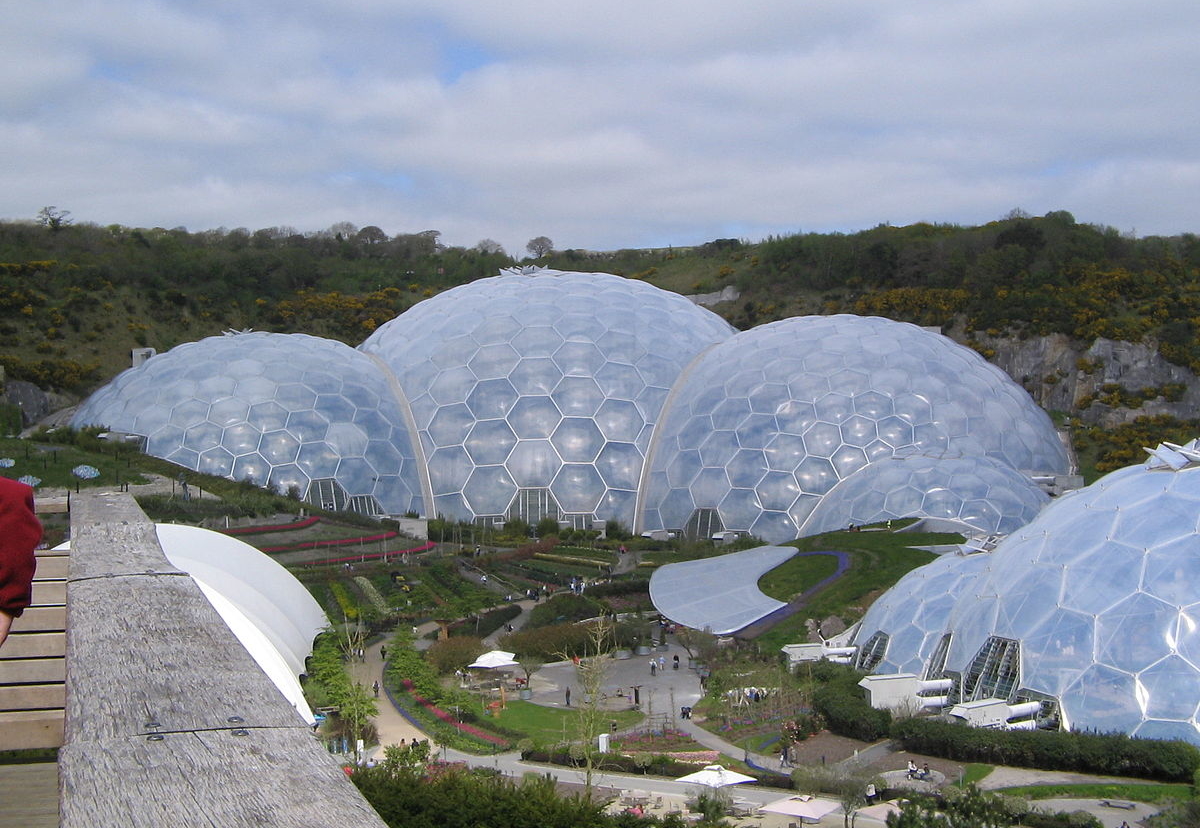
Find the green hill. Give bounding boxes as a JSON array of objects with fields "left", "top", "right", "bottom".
[{"left": 2, "top": 210, "right": 1199, "bottom": 402}]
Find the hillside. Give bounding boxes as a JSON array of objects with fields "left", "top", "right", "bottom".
[{"left": 2, "top": 211, "right": 1199, "bottom": 465}]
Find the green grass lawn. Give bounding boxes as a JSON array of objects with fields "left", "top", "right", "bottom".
[
  {"left": 954, "top": 764, "right": 994, "bottom": 787},
  {"left": 752, "top": 525, "right": 959, "bottom": 651},
  {"left": 758, "top": 553, "right": 841, "bottom": 601},
  {"left": 0, "top": 436, "right": 150, "bottom": 490},
  {"left": 995, "top": 782, "right": 1191, "bottom": 804},
  {"left": 494, "top": 700, "right": 643, "bottom": 745}
]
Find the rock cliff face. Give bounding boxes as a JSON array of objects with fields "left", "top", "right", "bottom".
[{"left": 969, "top": 333, "right": 1200, "bottom": 427}]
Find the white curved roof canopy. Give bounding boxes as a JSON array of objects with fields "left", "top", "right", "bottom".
[
  {"left": 58, "top": 524, "right": 327, "bottom": 724},
  {"left": 156, "top": 525, "right": 328, "bottom": 724},
  {"left": 155, "top": 525, "right": 327, "bottom": 678},
  {"left": 649, "top": 545, "right": 798, "bottom": 635}
]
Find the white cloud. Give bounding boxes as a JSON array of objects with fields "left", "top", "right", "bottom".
[{"left": 2, "top": 0, "right": 1197, "bottom": 254}]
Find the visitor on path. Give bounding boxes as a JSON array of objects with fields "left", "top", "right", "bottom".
[
  {"left": 372, "top": 680, "right": 380, "bottom": 698},
  {"left": 672, "top": 654, "right": 679, "bottom": 670},
  {"left": 0, "top": 477, "right": 41, "bottom": 649},
  {"left": 657, "top": 655, "right": 665, "bottom": 672},
  {"left": 649, "top": 659, "right": 657, "bottom": 676},
  {"left": 565, "top": 687, "right": 571, "bottom": 707},
  {"left": 380, "top": 645, "right": 387, "bottom": 661}
]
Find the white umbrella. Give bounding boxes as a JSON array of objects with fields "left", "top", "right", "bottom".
[
  {"left": 674, "top": 764, "right": 757, "bottom": 788},
  {"left": 759, "top": 794, "right": 842, "bottom": 821},
  {"left": 468, "top": 650, "right": 519, "bottom": 669}
]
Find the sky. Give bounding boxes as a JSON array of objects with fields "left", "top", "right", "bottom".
[{"left": 3, "top": 1, "right": 1198, "bottom": 256}]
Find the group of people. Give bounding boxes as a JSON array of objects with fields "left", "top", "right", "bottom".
[
  {"left": 905, "top": 760, "right": 932, "bottom": 780},
  {"left": 647, "top": 654, "right": 682, "bottom": 677}
]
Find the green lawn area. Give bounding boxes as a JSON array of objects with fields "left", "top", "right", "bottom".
[
  {"left": 0, "top": 436, "right": 150, "bottom": 490},
  {"left": 995, "top": 782, "right": 1191, "bottom": 804},
  {"left": 752, "top": 525, "right": 959, "bottom": 651},
  {"left": 758, "top": 553, "right": 841, "bottom": 601},
  {"left": 494, "top": 700, "right": 643, "bottom": 745},
  {"left": 954, "top": 764, "right": 994, "bottom": 786}
]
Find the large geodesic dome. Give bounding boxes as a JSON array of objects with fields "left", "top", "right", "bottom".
[
  {"left": 639, "top": 315, "right": 1068, "bottom": 543},
  {"left": 359, "top": 270, "right": 734, "bottom": 526},
  {"left": 854, "top": 440, "right": 1200, "bottom": 745},
  {"left": 72, "top": 331, "right": 424, "bottom": 515}
]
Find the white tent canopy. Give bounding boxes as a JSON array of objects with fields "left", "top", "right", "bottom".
[
  {"left": 759, "top": 795, "right": 842, "bottom": 821},
  {"left": 469, "top": 650, "right": 519, "bottom": 669},
  {"left": 674, "top": 765, "right": 757, "bottom": 788}
]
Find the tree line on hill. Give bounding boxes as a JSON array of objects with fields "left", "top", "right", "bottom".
[{"left": 2, "top": 208, "right": 1198, "bottom": 399}]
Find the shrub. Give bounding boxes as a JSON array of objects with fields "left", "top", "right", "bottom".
[
  {"left": 425, "top": 636, "right": 486, "bottom": 675},
  {"left": 890, "top": 717, "right": 1200, "bottom": 782}
]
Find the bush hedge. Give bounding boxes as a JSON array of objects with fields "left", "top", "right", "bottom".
[
  {"left": 805, "top": 662, "right": 892, "bottom": 742},
  {"left": 890, "top": 718, "right": 1200, "bottom": 783}
]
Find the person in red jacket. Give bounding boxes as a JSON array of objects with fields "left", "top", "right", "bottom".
[{"left": 0, "top": 477, "right": 41, "bottom": 648}]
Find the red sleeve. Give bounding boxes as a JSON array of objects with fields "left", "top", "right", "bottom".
[{"left": 0, "top": 478, "right": 42, "bottom": 618}]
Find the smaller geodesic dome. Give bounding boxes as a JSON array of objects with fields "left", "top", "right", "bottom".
[
  {"left": 72, "top": 331, "right": 424, "bottom": 515},
  {"left": 640, "top": 314, "right": 1067, "bottom": 543},
  {"left": 852, "top": 550, "right": 990, "bottom": 676},
  {"left": 856, "top": 439, "right": 1200, "bottom": 745},
  {"left": 802, "top": 452, "right": 1049, "bottom": 537}
]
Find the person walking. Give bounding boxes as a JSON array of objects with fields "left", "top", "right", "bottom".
[
  {"left": 649, "top": 659, "right": 657, "bottom": 676},
  {"left": 565, "top": 687, "right": 572, "bottom": 707},
  {"left": 372, "top": 680, "right": 380, "bottom": 698}
]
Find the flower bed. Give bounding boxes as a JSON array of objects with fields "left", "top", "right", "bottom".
[
  {"left": 221, "top": 516, "right": 321, "bottom": 535},
  {"left": 293, "top": 541, "right": 437, "bottom": 567},
  {"left": 261, "top": 530, "right": 398, "bottom": 553},
  {"left": 398, "top": 679, "right": 511, "bottom": 748}
]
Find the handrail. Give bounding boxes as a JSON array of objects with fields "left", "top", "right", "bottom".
[{"left": 59, "top": 492, "right": 388, "bottom": 827}]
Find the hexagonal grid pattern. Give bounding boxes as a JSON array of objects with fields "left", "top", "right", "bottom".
[
  {"left": 72, "top": 332, "right": 423, "bottom": 515},
  {"left": 853, "top": 551, "right": 991, "bottom": 675},
  {"left": 803, "top": 452, "right": 1049, "bottom": 537},
  {"left": 359, "top": 270, "right": 734, "bottom": 523},
  {"left": 641, "top": 315, "right": 1067, "bottom": 543},
  {"left": 863, "top": 450, "right": 1200, "bottom": 745}
]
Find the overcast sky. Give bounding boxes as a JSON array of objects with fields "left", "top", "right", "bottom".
[{"left": 3, "top": 1, "right": 1197, "bottom": 255}]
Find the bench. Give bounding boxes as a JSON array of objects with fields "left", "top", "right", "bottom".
[{"left": 1099, "top": 800, "right": 1136, "bottom": 810}]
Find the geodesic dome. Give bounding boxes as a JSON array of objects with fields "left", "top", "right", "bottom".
[
  {"left": 72, "top": 331, "right": 423, "bottom": 515},
  {"left": 852, "top": 550, "right": 990, "bottom": 676},
  {"left": 856, "top": 440, "right": 1200, "bottom": 745},
  {"left": 640, "top": 315, "right": 1068, "bottom": 543},
  {"left": 359, "top": 270, "right": 734, "bottom": 526},
  {"left": 72, "top": 272, "right": 1062, "bottom": 538},
  {"left": 802, "top": 452, "right": 1049, "bottom": 537}
]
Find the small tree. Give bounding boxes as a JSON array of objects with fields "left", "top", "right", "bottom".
[
  {"left": 526, "top": 236, "right": 554, "bottom": 258},
  {"left": 37, "top": 206, "right": 72, "bottom": 231},
  {"left": 516, "top": 656, "right": 544, "bottom": 689},
  {"left": 337, "top": 681, "right": 380, "bottom": 764},
  {"left": 562, "top": 616, "right": 615, "bottom": 796}
]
